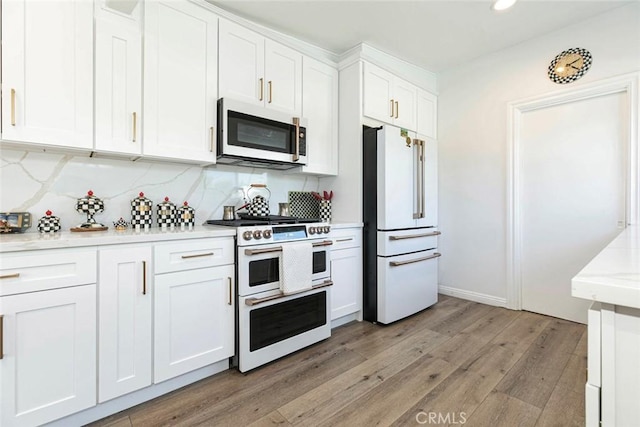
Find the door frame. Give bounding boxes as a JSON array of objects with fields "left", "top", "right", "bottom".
[{"left": 506, "top": 73, "right": 639, "bottom": 310}]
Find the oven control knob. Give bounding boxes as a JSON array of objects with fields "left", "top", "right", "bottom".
[
  {"left": 299, "top": 132, "right": 305, "bottom": 138},
  {"left": 263, "top": 229, "right": 272, "bottom": 239},
  {"left": 324, "top": 226, "right": 331, "bottom": 234},
  {"left": 309, "top": 227, "right": 316, "bottom": 235},
  {"left": 242, "top": 231, "right": 253, "bottom": 240},
  {"left": 253, "top": 230, "right": 263, "bottom": 239}
]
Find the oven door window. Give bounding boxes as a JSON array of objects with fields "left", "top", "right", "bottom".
[
  {"left": 312, "top": 250, "right": 327, "bottom": 274},
  {"left": 228, "top": 110, "right": 293, "bottom": 153},
  {"left": 249, "top": 257, "right": 280, "bottom": 287},
  {"left": 249, "top": 291, "right": 327, "bottom": 351}
]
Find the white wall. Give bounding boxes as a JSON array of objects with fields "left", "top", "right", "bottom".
[
  {"left": 437, "top": 3, "right": 640, "bottom": 304},
  {"left": 0, "top": 148, "right": 319, "bottom": 231}
]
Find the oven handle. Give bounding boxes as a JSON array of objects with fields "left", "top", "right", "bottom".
[
  {"left": 244, "top": 279, "right": 333, "bottom": 307},
  {"left": 389, "top": 252, "right": 441, "bottom": 267},
  {"left": 389, "top": 231, "right": 441, "bottom": 240},
  {"left": 244, "top": 240, "right": 333, "bottom": 256}
]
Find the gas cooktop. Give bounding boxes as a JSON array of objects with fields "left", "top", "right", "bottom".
[{"left": 206, "top": 214, "right": 321, "bottom": 227}]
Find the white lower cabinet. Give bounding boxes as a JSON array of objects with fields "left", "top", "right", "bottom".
[
  {"left": 0, "top": 285, "right": 97, "bottom": 427},
  {"left": 154, "top": 264, "right": 235, "bottom": 383},
  {"left": 98, "top": 246, "right": 152, "bottom": 403},
  {"left": 330, "top": 228, "right": 363, "bottom": 321}
]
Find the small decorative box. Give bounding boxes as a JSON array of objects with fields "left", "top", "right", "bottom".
[
  {"left": 37, "top": 210, "right": 61, "bottom": 233},
  {"left": 157, "top": 197, "right": 176, "bottom": 228},
  {"left": 131, "top": 192, "right": 153, "bottom": 228},
  {"left": 113, "top": 217, "right": 129, "bottom": 231},
  {"left": 178, "top": 201, "right": 196, "bottom": 229}
]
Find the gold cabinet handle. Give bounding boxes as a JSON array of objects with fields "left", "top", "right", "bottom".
[
  {"left": 259, "top": 78, "right": 264, "bottom": 101},
  {"left": 142, "top": 260, "right": 147, "bottom": 295},
  {"left": 390, "top": 99, "right": 394, "bottom": 118},
  {"left": 181, "top": 252, "right": 214, "bottom": 259},
  {"left": 227, "top": 277, "right": 232, "bottom": 306},
  {"left": 0, "top": 314, "right": 4, "bottom": 360},
  {"left": 395, "top": 101, "right": 399, "bottom": 119},
  {"left": 0, "top": 273, "right": 20, "bottom": 280},
  {"left": 336, "top": 238, "right": 354, "bottom": 242},
  {"left": 132, "top": 112, "right": 137, "bottom": 142},
  {"left": 10, "top": 89, "right": 16, "bottom": 126},
  {"left": 268, "top": 81, "right": 273, "bottom": 103},
  {"left": 209, "top": 127, "right": 215, "bottom": 152}
]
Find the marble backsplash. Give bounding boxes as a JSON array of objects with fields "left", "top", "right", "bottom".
[{"left": 0, "top": 148, "right": 319, "bottom": 232}]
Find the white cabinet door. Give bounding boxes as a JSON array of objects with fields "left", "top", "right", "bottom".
[
  {"left": 330, "top": 246, "right": 362, "bottom": 320},
  {"left": 218, "top": 19, "right": 265, "bottom": 108},
  {"left": 393, "top": 79, "right": 417, "bottom": 131},
  {"left": 154, "top": 265, "right": 234, "bottom": 383},
  {"left": 301, "top": 57, "right": 339, "bottom": 175},
  {"left": 94, "top": 1, "right": 143, "bottom": 155},
  {"left": 416, "top": 137, "right": 438, "bottom": 228},
  {"left": 0, "top": 285, "right": 96, "bottom": 427},
  {"left": 363, "top": 62, "right": 394, "bottom": 124},
  {"left": 143, "top": 0, "right": 218, "bottom": 163},
  {"left": 417, "top": 89, "right": 437, "bottom": 139},
  {"left": 98, "top": 246, "right": 152, "bottom": 403},
  {"left": 1, "top": 0, "right": 93, "bottom": 148},
  {"left": 264, "top": 40, "right": 302, "bottom": 115}
]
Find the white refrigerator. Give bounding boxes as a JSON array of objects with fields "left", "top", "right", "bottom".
[{"left": 363, "top": 124, "right": 439, "bottom": 324}]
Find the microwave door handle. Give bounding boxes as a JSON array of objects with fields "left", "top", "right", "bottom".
[{"left": 293, "top": 117, "right": 300, "bottom": 162}]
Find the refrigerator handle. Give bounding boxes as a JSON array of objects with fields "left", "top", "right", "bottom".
[
  {"left": 413, "top": 139, "right": 421, "bottom": 219},
  {"left": 413, "top": 139, "right": 426, "bottom": 219},
  {"left": 420, "top": 139, "right": 426, "bottom": 219}
]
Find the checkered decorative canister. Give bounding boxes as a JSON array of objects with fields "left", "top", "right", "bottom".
[
  {"left": 319, "top": 200, "right": 331, "bottom": 223},
  {"left": 157, "top": 197, "right": 177, "bottom": 228},
  {"left": 178, "top": 201, "right": 196, "bottom": 227},
  {"left": 131, "top": 192, "right": 153, "bottom": 228},
  {"left": 75, "top": 190, "right": 105, "bottom": 225},
  {"left": 247, "top": 195, "right": 270, "bottom": 216},
  {"left": 37, "top": 210, "right": 61, "bottom": 233}
]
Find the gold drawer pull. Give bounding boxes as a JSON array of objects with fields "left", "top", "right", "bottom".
[
  {"left": 228, "top": 277, "right": 232, "bottom": 306},
  {"left": 0, "top": 273, "right": 20, "bottom": 280},
  {"left": 336, "top": 238, "right": 354, "bottom": 242},
  {"left": 11, "top": 89, "right": 16, "bottom": 126},
  {"left": 0, "top": 314, "right": 4, "bottom": 360},
  {"left": 181, "top": 252, "right": 214, "bottom": 259}
]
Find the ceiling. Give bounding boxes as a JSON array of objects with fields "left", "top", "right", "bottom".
[{"left": 207, "top": 0, "right": 634, "bottom": 72}]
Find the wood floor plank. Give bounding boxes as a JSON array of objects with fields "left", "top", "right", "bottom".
[
  {"left": 277, "top": 328, "right": 451, "bottom": 425},
  {"left": 88, "top": 414, "right": 132, "bottom": 427},
  {"left": 247, "top": 410, "right": 292, "bottom": 427},
  {"left": 426, "top": 301, "right": 498, "bottom": 337},
  {"left": 464, "top": 390, "right": 541, "bottom": 427},
  {"left": 494, "top": 318, "right": 585, "bottom": 409}
]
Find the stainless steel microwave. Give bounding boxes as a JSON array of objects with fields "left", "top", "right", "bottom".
[{"left": 217, "top": 98, "right": 307, "bottom": 170}]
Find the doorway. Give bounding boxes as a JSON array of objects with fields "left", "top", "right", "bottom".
[{"left": 508, "top": 75, "right": 637, "bottom": 324}]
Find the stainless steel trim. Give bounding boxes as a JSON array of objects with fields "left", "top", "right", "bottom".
[
  {"left": 389, "top": 231, "right": 441, "bottom": 240},
  {"left": 0, "top": 273, "right": 20, "bottom": 280},
  {"left": 244, "top": 240, "right": 333, "bottom": 256},
  {"left": 181, "top": 252, "right": 214, "bottom": 259},
  {"left": 390, "top": 252, "right": 441, "bottom": 267},
  {"left": 244, "top": 280, "right": 333, "bottom": 306},
  {"left": 293, "top": 117, "right": 300, "bottom": 162}
]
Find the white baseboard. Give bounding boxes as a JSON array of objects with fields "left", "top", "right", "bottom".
[
  {"left": 331, "top": 312, "right": 360, "bottom": 328},
  {"left": 438, "top": 285, "right": 508, "bottom": 308}
]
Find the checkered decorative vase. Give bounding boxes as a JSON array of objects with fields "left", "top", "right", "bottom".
[
  {"left": 75, "top": 190, "right": 105, "bottom": 226},
  {"left": 178, "top": 202, "right": 196, "bottom": 227},
  {"left": 157, "top": 197, "right": 177, "bottom": 228},
  {"left": 319, "top": 200, "right": 331, "bottom": 223},
  {"left": 37, "top": 210, "right": 61, "bottom": 233},
  {"left": 131, "top": 192, "right": 153, "bottom": 228}
]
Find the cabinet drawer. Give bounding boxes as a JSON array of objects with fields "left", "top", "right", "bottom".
[
  {"left": 154, "top": 237, "right": 234, "bottom": 274},
  {"left": 330, "top": 228, "right": 362, "bottom": 250},
  {"left": 377, "top": 228, "right": 439, "bottom": 257},
  {"left": 0, "top": 249, "right": 97, "bottom": 296}
]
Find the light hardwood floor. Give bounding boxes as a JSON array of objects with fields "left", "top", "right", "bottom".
[{"left": 90, "top": 295, "right": 586, "bottom": 427}]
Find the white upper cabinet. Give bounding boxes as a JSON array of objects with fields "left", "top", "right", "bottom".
[
  {"left": 417, "top": 89, "right": 438, "bottom": 139},
  {"left": 143, "top": 0, "right": 218, "bottom": 163},
  {"left": 1, "top": 0, "right": 93, "bottom": 148},
  {"left": 94, "top": 0, "right": 143, "bottom": 155},
  {"left": 219, "top": 19, "right": 302, "bottom": 116},
  {"left": 363, "top": 62, "right": 418, "bottom": 131},
  {"left": 301, "top": 57, "right": 339, "bottom": 175}
]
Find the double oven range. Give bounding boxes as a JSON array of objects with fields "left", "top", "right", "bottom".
[{"left": 207, "top": 215, "right": 333, "bottom": 372}]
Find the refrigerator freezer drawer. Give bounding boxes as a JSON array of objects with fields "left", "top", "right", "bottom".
[
  {"left": 377, "top": 250, "right": 439, "bottom": 324},
  {"left": 377, "top": 228, "right": 439, "bottom": 257}
]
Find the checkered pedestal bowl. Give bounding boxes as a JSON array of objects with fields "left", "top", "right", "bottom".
[
  {"left": 37, "top": 211, "right": 61, "bottom": 233},
  {"left": 131, "top": 192, "right": 153, "bottom": 229},
  {"left": 75, "top": 190, "right": 105, "bottom": 225}
]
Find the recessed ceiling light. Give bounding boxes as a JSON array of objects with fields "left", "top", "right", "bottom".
[{"left": 492, "top": 0, "right": 517, "bottom": 11}]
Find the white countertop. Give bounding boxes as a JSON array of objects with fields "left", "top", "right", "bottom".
[
  {"left": 572, "top": 226, "right": 640, "bottom": 309},
  {"left": 0, "top": 225, "right": 236, "bottom": 253}
]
